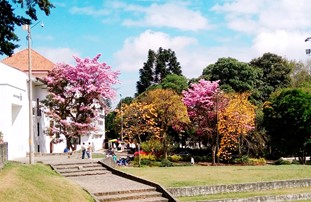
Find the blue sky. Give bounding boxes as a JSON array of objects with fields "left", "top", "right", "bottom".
[{"left": 2, "top": 0, "right": 311, "bottom": 107}]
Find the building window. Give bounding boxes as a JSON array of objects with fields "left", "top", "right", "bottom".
[
  {"left": 37, "top": 122, "right": 40, "bottom": 136},
  {"left": 37, "top": 98, "right": 41, "bottom": 116}
]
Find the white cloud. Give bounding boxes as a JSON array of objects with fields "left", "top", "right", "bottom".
[
  {"left": 212, "top": 0, "right": 311, "bottom": 34},
  {"left": 212, "top": 0, "right": 311, "bottom": 62},
  {"left": 114, "top": 30, "right": 197, "bottom": 72},
  {"left": 37, "top": 47, "right": 80, "bottom": 64},
  {"left": 122, "top": 3, "right": 211, "bottom": 31},
  {"left": 113, "top": 28, "right": 261, "bottom": 81},
  {"left": 253, "top": 30, "right": 310, "bottom": 61}
]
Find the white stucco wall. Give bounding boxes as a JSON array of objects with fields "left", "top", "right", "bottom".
[
  {"left": 0, "top": 63, "right": 29, "bottom": 160},
  {"left": 0, "top": 62, "right": 106, "bottom": 159}
]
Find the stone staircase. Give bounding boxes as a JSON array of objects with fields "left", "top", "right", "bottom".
[
  {"left": 94, "top": 188, "right": 168, "bottom": 202},
  {"left": 50, "top": 160, "right": 170, "bottom": 202},
  {"left": 52, "top": 161, "right": 111, "bottom": 177}
]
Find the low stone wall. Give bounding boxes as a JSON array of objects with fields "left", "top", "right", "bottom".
[
  {"left": 168, "top": 178, "right": 311, "bottom": 197},
  {"left": 0, "top": 142, "right": 8, "bottom": 169},
  {"left": 200, "top": 193, "right": 311, "bottom": 202}
]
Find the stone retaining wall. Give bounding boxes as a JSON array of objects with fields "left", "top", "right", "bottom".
[
  {"left": 200, "top": 193, "right": 311, "bottom": 202},
  {"left": 168, "top": 178, "right": 311, "bottom": 197},
  {"left": 0, "top": 142, "right": 8, "bottom": 169}
]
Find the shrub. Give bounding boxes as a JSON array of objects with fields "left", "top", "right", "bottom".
[
  {"left": 275, "top": 158, "right": 291, "bottom": 165},
  {"left": 233, "top": 155, "right": 250, "bottom": 165},
  {"left": 141, "top": 139, "right": 163, "bottom": 154},
  {"left": 292, "top": 159, "right": 301, "bottom": 165},
  {"left": 132, "top": 157, "right": 161, "bottom": 167},
  {"left": 160, "top": 159, "right": 173, "bottom": 167},
  {"left": 181, "top": 155, "right": 191, "bottom": 162},
  {"left": 248, "top": 158, "right": 266, "bottom": 165},
  {"left": 168, "top": 155, "right": 182, "bottom": 162},
  {"left": 233, "top": 156, "right": 266, "bottom": 165},
  {"left": 134, "top": 153, "right": 156, "bottom": 161},
  {"left": 133, "top": 153, "right": 157, "bottom": 166}
]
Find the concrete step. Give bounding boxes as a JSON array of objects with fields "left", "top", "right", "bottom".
[
  {"left": 122, "top": 197, "right": 168, "bottom": 202},
  {"left": 57, "top": 166, "right": 106, "bottom": 173},
  {"left": 116, "top": 197, "right": 169, "bottom": 202},
  {"left": 55, "top": 164, "right": 103, "bottom": 170},
  {"left": 61, "top": 170, "right": 111, "bottom": 177},
  {"left": 94, "top": 188, "right": 157, "bottom": 196},
  {"left": 51, "top": 161, "right": 111, "bottom": 177},
  {"left": 52, "top": 161, "right": 99, "bottom": 167},
  {"left": 96, "top": 190, "right": 164, "bottom": 202}
]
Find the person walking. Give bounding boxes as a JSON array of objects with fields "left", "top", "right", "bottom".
[
  {"left": 81, "top": 142, "right": 86, "bottom": 159},
  {"left": 87, "top": 142, "right": 92, "bottom": 159}
]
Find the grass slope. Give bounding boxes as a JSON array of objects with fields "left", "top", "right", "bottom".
[{"left": 0, "top": 162, "right": 94, "bottom": 202}]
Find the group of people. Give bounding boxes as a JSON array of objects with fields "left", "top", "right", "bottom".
[{"left": 81, "top": 142, "right": 92, "bottom": 159}]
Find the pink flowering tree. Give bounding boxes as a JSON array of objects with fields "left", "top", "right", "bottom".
[
  {"left": 182, "top": 79, "right": 222, "bottom": 165},
  {"left": 42, "top": 54, "right": 119, "bottom": 150}
]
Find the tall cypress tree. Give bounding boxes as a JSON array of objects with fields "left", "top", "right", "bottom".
[
  {"left": 137, "top": 47, "right": 183, "bottom": 95},
  {"left": 155, "top": 48, "right": 182, "bottom": 83},
  {"left": 136, "top": 49, "right": 155, "bottom": 95}
]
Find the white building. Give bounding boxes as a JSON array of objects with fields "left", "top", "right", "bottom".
[
  {"left": 0, "top": 63, "right": 29, "bottom": 160},
  {"left": 0, "top": 49, "right": 105, "bottom": 160}
]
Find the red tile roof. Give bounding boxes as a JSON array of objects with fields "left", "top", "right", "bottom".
[{"left": 1, "top": 49, "right": 55, "bottom": 78}]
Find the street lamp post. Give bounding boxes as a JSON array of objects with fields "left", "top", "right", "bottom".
[
  {"left": 24, "top": 21, "right": 43, "bottom": 164},
  {"left": 26, "top": 24, "right": 34, "bottom": 164},
  {"left": 120, "top": 94, "right": 123, "bottom": 142},
  {"left": 120, "top": 94, "right": 125, "bottom": 152},
  {"left": 305, "top": 37, "right": 311, "bottom": 56}
]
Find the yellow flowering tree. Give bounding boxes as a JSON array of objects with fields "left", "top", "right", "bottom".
[
  {"left": 218, "top": 92, "right": 256, "bottom": 161},
  {"left": 116, "top": 101, "right": 160, "bottom": 144},
  {"left": 140, "top": 89, "right": 190, "bottom": 159}
]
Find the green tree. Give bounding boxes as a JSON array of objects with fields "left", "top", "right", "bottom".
[
  {"left": 263, "top": 89, "right": 311, "bottom": 163},
  {"left": 105, "top": 111, "right": 118, "bottom": 140},
  {"left": 250, "top": 53, "right": 292, "bottom": 101},
  {"left": 160, "top": 74, "right": 188, "bottom": 94},
  {"left": 0, "top": 0, "right": 54, "bottom": 56},
  {"left": 136, "top": 50, "right": 155, "bottom": 95},
  {"left": 136, "top": 47, "right": 183, "bottom": 95},
  {"left": 202, "top": 57, "right": 261, "bottom": 93},
  {"left": 155, "top": 47, "right": 182, "bottom": 83},
  {"left": 290, "top": 60, "right": 311, "bottom": 88}
]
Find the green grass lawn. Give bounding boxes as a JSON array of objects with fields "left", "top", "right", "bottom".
[
  {"left": 119, "top": 164, "right": 311, "bottom": 188},
  {"left": 0, "top": 162, "right": 94, "bottom": 202}
]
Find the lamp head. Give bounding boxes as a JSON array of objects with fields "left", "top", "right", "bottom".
[{"left": 41, "top": 22, "right": 44, "bottom": 27}]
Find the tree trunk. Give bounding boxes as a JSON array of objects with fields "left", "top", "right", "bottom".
[
  {"left": 163, "top": 137, "right": 168, "bottom": 160},
  {"left": 211, "top": 145, "right": 216, "bottom": 165},
  {"left": 138, "top": 136, "right": 141, "bottom": 167},
  {"left": 66, "top": 136, "right": 76, "bottom": 151},
  {"left": 161, "top": 127, "right": 168, "bottom": 160}
]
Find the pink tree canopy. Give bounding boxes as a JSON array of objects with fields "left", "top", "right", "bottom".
[
  {"left": 43, "top": 54, "right": 119, "bottom": 150},
  {"left": 182, "top": 79, "right": 221, "bottom": 164}
]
